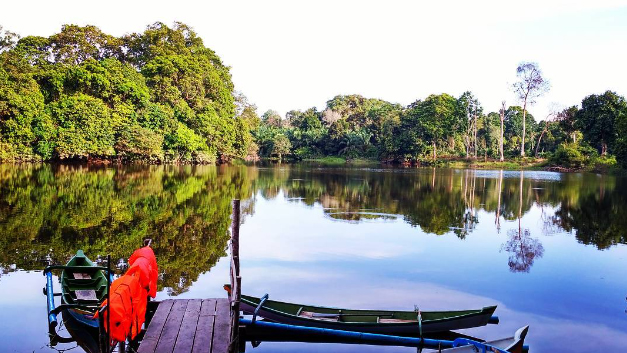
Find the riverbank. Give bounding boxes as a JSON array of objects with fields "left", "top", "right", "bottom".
[
  {"left": 301, "top": 156, "right": 380, "bottom": 166},
  {"left": 299, "top": 156, "right": 547, "bottom": 170},
  {"left": 296, "top": 156, "right": 625, "bottom": 174},
  {"left": 2, "top": 156, "right": 623, "bottom": 174}
]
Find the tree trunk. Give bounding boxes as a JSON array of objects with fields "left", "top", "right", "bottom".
[
  {"left": 602, "top": 141, "right": 607, "bottom": 156},
  {"left": 473, "top": 107, "right": 478, "bottom": 158},
  {"left": 432, "top": 141, "right": 437, "bottom": 161},
  {"left": 518, "top": 170, "right": 524, "bottom": 218},
  {"left": 535, "top": 122, "right": 548, "bottom": 158},
  {"left": 499, "top": 102, "right": 505, "bottom": 162},
  {"left": 496, "top": 169, "right": 503, "bottom": 230},
  {"left": 521, "top": 100, "right": 527, "bottom": 157}
]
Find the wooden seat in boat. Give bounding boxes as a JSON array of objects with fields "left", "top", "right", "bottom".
[
  {"left": 377, "top": 318, "right": 418, "bottom": 323},
  {"left": 299, "top": 310, "right": 340, "bottom": 322}
]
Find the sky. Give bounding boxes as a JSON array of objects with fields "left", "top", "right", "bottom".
[{"left": 2, "top": 0, "right": 627, "bottom": 120}]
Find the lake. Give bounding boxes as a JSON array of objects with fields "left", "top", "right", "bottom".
[{"left": 0, "top": 163, "right": 626, "bottom": 352}]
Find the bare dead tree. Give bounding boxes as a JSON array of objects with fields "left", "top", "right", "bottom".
[
  {"left": 473, "top": 104, "right": 478, "bottom": 158},
  {"left": 535, "top": 104, "right": 560, "bottom": 157},
  {"left": 499, "top": 101, "right": 506, "bottom": 162},
  {"left": 322, "top": 108, "right": 342, "bottom": 125},
  {"left": 512, "top": 62, "right": 550, "bottom": 157}
]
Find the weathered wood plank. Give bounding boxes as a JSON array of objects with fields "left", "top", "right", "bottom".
[
  {"left": 138, "top": 299, "right": 175, "bottom": 353},
  {"left": 155, "top": 299, "right": 188, "bottom": 353},
  {"left": 173, "top": 299, "right": 202, "bottom": 353},
  {"left": 231, "top": 200, "right": 240, "bottom": 277},
  {"left": 230, "top": 276, "right": 241, "bottom": 352},
  {"left": 192, "top": 299, "right": 217, "bottom": 353},
  {"left": 211, "top": 299, "right": 231, "bottom": 353}
]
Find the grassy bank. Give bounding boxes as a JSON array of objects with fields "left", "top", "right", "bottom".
[
  {"left": 439, "top": 158, "right": 549, "bottom": 170},
  {"left": 301, "top": 156, "right": 380, "bottom": 166}
]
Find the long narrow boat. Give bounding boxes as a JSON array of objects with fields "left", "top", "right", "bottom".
[
  {"left": 240, "top": 318, "right": 529, "bottom": 353},
  {"left": 239, "top": 294, "right": 498, "bottom": 336},
  {"left": 440, "top": 326, "right": 529, "bottom": 353},
  {"left": 45, "top": 250, "right": 110, "bottom": 353}
]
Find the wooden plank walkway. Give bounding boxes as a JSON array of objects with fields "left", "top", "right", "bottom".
[{"left": 138, "top": 298, "right": 231, "bottom": 353}]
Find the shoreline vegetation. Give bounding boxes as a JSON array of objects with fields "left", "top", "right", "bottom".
[
  {"left": 1, "top": 23, "right": 627, "bottom": 173},
  {"left": 281, "top": 156, "right": 622, "bottom": 173}
]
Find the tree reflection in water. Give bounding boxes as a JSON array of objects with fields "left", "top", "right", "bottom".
[
  {"left": 1, "top": 164, "right": 626, "bottom": 284},
  {"left": 502, "top": 222, "right": 545, "bottom": 273},
  {"left": 500, "top": 171, "right": 544, "bottom": 273}
]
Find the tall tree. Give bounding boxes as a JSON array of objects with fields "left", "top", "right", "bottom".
[
  {"left": 457, "top": 92, "right": 481, "bottom": 158},
  {"left": 512, "top": 62, "right": 549, "bottom": 157},
  {"left": 535, "top": 109, "right": 558, "bottom": 157},
  {"left": 499, "top": 101, "right": 507, "bottom": 161},
  {"left": 262, "top": 110, "right": 283, "bottom": 128},
  {"left": 405, "top": 94, "right": 457, "bottom": 161},
  {"left": 576, "top": 91, "right": 627, "bottom": 155},
  {"left": 557, "top": 106, "right": 579, "bottom": 143}
]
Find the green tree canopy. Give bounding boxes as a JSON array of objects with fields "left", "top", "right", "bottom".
[{"left": 576, "top": 91, "right": 627, "bottom": 156}]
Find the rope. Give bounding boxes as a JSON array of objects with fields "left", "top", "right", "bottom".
[{"left": 415, "top": 305, "right": 423, "bottom": 353}]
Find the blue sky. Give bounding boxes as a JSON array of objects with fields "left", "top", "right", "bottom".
[{"left": 2, "top": 0, "right": 626, "bottom": 119}]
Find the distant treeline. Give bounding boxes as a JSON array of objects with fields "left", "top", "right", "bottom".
[
  {"left": 1, "top": 23, "right": 627, "bottom": 169},
  {"left": 254, "top": 91, "right": 627, "bottom": 169}
]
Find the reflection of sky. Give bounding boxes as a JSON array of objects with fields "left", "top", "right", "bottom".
[
  {"left": 160, "top": 192, "right": 627, "bottom": 352},
  {"left": 0, "top": 271, "right": 79, "bottom": 352},
  {"left": 3, "top": 178, "right": 627, "bottom": 352},
  {"left": 235, "top": 193, "right": 627, "bottom": 352}
]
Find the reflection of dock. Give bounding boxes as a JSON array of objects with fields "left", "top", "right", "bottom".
[
  {"left": 138, "top": 299, "right": 230, "bottom": 353},
  {"left": 137, "top": 200, "right": 242, "bottom": 353}
]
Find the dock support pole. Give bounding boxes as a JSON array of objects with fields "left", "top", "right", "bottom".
[{"left": 230, "top": 199, "right": 242, "bottom": 353}]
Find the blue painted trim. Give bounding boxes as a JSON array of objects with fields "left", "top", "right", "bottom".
[
  {"left": 45, "top": 271, "right": 57, "bottom": 332},
  {"left": 239, "top": 318, "right": 513, "bottom": 352}
]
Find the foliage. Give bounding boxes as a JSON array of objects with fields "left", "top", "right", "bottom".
[
  {"left": 512, "top": 62, "right": 550, "bottom": 157},
  {"left": 2, "top": 32, "right": 627, "bottom": 172},
  {"left": 251, "top": 86, "right": 627, "bottom": 171},
  {"left": 549, "top": 142, "right": 596, "bottom": 169},
  {"left": 0, "top": 23, "right": 254, "bottom": 163},
  {"left": 576, "top": 91, "right": 627, "bottom": 156},
  {"left": 0, "top": 164, "right": 255, "bottom": 294},
  {"left": 271, "top": 133, "right": 291, "bottom": 160},
  {"left": 2, "top": 163, "right": 627, "bottom": 283}
]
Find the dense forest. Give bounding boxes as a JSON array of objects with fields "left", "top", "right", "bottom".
[
  {"left": 0, "top": 22, "right": 256, "bottom": 163},
  {"left": 255, "top": 90, "right": 627, "bottom": 170},
  {"left": 1, "top": 23, "right": 627, "bottom": 169}
]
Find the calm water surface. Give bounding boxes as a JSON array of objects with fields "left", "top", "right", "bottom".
[{"left": 0, "top": 164, "right": 626, "bottom": 352}]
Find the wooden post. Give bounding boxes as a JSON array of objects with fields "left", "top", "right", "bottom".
[
  {"left": 231, "top": 200, "right": 240, "bottom": 277},
  {"left": 230, "top": 199, "right": 242, "bottom": 353}
]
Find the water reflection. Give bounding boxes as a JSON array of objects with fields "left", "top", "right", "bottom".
[
  {"left": 0, "top": 164, "right": 254, "bottom": 294},
  {"left": 502, "top": 224, "right": 545, "bottom": 273},
  {"left": 0, "top": 164, "right": 626, "bottom": 288}
]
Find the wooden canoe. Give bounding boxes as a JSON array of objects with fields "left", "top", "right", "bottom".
[
  {"left": 240, "top": 294, "right": 498, "bottom": 336},
  {"left": 59, "top": 250, "right": 109, "bottom": 353},
  {"left": 441, "top": 326, "right": 529, "bottom": 353}
]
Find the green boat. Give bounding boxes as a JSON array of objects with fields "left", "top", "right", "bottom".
[
  {"left": 45, "top": 250, "right": 110, "bottom": 353},
  {"left": 240, "top": 294, "right": 498, "bottom": 336}
]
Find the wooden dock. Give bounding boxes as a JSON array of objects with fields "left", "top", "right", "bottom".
[
  {"left": 137, "top": 299, "right": 231, "bottom": 353},
  {"left": 137, "top": 199, "right": 242, "bottom": 353}
]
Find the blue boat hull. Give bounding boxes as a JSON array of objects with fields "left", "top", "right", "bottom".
[{"left": 62, "top": 308, "right": 100, "bottom": 353}]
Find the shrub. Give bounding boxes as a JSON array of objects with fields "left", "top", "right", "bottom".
[{"left": 550, "top": 142, "right": 596, "bottom": 168}]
